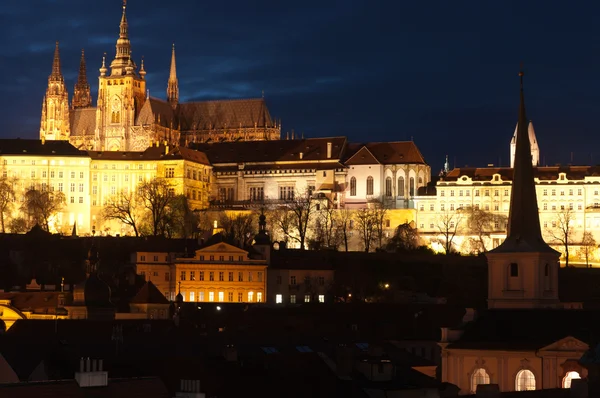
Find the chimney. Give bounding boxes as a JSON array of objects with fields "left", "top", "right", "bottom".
[
  {"left": 75, "top": 358, "right": 108, "bottom": 388},
  {"left": 476, "top": 384, "right": 500, "bottom": 398},
  {"left": 176, "top": 379, "right": 206, "bottom": 398},
  {"left": 327, "top": 142, "right": 332, "bottom": 159}
]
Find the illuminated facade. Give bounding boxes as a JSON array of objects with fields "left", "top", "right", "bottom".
[
  {"left": 41, "top": 2, "right": 280, "bottom": 152},
  {"left": 135, "top": 242, "right": 267, "bottom": 303}
]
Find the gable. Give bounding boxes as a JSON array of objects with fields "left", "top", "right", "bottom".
[
  {"left": 345, "top": 146, "right": 380, "bottom": 165},
  {"left": 539, "top": 336, "right": 589, "bottom": 352},
  {"left": 196, "top": 242, "right": 248, "bottom": 256}
]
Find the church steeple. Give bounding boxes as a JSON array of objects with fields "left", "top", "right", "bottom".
[
  {"left": 486, "top": 69, "right": 560, "bottom": 310},
  {"left": 40, "top": 41, "right": 70, "bottom": 142},
  {"left": 72, "top": 49, "right": 92, "bottom": 108},
  {"left": 110, "top": 0, "right": 136, "bottom": 76},
  {"left": 167, "top": 43, "right": 179, "bottom": 108}
]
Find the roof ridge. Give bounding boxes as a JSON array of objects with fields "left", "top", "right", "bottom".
[{"left": 183, "top": 97, "right": 265, "bottom": 105}]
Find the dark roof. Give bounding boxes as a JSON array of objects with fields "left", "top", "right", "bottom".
[
  {"left": 178, "top": 98, "right": 273, "bottom": 131},
  {"left": 345, "top": 142, "right": 426, "bottom": 165},
  {"left": 130, "top": 282, "right": 169, "bottom": 305},
  {"left": 0, "top": 292, "right": 70, "bottom": 313},
  {"left": 192, "top": 137, "right": 347, "bottom": 164},
  {"left": 0, "top": 377, "right": 170, "bottom": 398},
  {"left": 446, "top": 309, "right": 600, "bottom": 350},
  {"left": 0, "top": 139, "right": 85, "bottom": 157},
  {"left": 136, "top": 97, "right": 175, "bottom": 128},
  {"left": 70, "top": 108, "right": 97, "bottom": 137},
  {"left": 442, "top": 165, "right": 600, "bottom": 182}
]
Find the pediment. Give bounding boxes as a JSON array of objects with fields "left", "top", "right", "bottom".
[
  {"left": 539, "top": 336, "right": 589, "bottom": 352},
  {"left": 196, "top": 242, "right": 248, "bottom": 255},
  {"left": 345, "top": 146, "right": 380, "bottom": 165}
]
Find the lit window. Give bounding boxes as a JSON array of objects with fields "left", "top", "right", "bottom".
[
  {"left": 208, "top": 292, "right": 214, "bottom": 302},
  {"left": 516, "top": 369, "right": 535, "bottom": 391},
  {"left": 290, "top": 295, "right": 296, "bottom": 304},
  {"left": 304, "top": 295, "right": 311, "bottom": 303},
  {"left": 218, "top": 292, "right": 224, "bottom": 302},
  {"left": 318, "top": 295, "right": 325, "bottom": 303},
  {"left": 257, "top": 292, "right": 262, "bottom": 302},
  {"left": 276, "top": 294, "right": 283, "bottom": 304},
  {"left": 563, "top": 371, "right": 581, "bottom": 389},
  {"left": 248, "top": 291, "right": 254, "bottom": 302},
  {"left": 199, "top": 292, "right": 204, "bottom": 301},
  {"left": 471, "top": 368, "right": 490, "bottom": 393},
  {"left": 189, "top": 292, "right": 195, "bottom": 302}
]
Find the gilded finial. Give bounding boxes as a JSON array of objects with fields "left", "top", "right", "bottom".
[{"left": 123, "top": 0, "right": 127, "bottom": 11}]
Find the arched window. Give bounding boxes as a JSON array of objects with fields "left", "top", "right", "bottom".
[
  {"left": 516, "top": 369, "right": 536, "bottom": 391},
  {"left": 398, "top": 177, "right": 405, "bottom": 197},
  {"left": 385, "top": 177, "right": 392, "bottom": 197},
  {"left": 471, "top": 368, "right": 490, "bottom": 393},
  {"left": 366, "top": 176, "right": 374, "bottom": 196},
  {"left": 350, "top": 177, "right": 356, "bottom": 196},
  {"left": 409, "top": 177, "right": 415, "bottom": 196},
  {"left": 563, "top": 371, "right": 581, "bottom": 388},
  {"left": 418, "top": 177, "right": 423, "bottom": 185}
]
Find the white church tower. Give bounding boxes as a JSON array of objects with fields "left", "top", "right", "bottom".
[{"left": 510, "top": 121, "right": 539, "bottom": 168}]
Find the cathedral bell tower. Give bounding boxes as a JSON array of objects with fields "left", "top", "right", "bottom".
[
  {"left": 486, "top": 70, "right": 560, "bottom": 309},
  {"left": 40, "top": 41, "right": 71, "bottom": 142},
  {"left": 95, "top": 0, "right": 146, "bottom": 151}
]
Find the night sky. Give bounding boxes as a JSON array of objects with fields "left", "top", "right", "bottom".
[{"left": 2, "top": 0, "right": 600, "bottom": 172}]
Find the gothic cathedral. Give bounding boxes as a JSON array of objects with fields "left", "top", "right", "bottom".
[{"left": 40, "top": 2, "right": 281, "bottom": 152}]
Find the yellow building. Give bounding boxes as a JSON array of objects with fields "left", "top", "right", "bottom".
[
  {"left": 89, "top": 143, "right": 211, "bottom": 234},
  {"left": 0, "top": 140, "right": 91, "bottom": 234},
  {"left": 174, "top": 241, "right": 267, "bottom": 304}
]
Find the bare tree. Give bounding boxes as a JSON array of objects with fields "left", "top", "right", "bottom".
[
  {"left": 102, "top": 190, "right": 143, "bottom": 236},
  {"left": 0, "top": 177, "right": 15, "bottom": 233},
  {"left": 137, "top": 178, "right": 175, "bottom": 236},
  {"left": 370, "top": 200, "right": 388, "bottom": 249},
  {"left": 310, "top": 200, "right": 342, "bottom": 250},
  {"left": 337, "top": 208, "right": 353, "bottom": 252},
  {"left": 435, "top": 209, "right": 464, "bottom": 255},
  {"left": 355, "top": 208, "right": 377, "bottom": 252},
  {"left": 269, "top": 190, "right": 316, "bottom": 250},
  {"left": 22, "top": 189, "right": 65, "bottom": 232},
  {"left": 545, "top": 207, "right": 575, "bottom": 267},
  {"left": 219, "top": 211, "right": 256, "bottom": 247},
  {"left": 580, "top": 231, "right": 596, "bottom": 268},
  {"left": 459, "top": 207, "right": 507, "bottom": 253}
]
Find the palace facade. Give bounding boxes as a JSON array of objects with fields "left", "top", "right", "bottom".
[{"left": 40, "top": 2, "right": 280, "bottom": 152}]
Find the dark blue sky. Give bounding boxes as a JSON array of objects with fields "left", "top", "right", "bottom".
[{"left": 2, "top": 0, "right": 600, "bottom": 172}]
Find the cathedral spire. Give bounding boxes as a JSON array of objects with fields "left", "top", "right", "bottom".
[
  {"left": 73, "top": 49, "right": 92, "bottom": 108},
  {"left": 110, "top": 0, "right": 135, "bottom": 76},
  {"left": 50, "top": 41, "right": 63, "bottom": 82},
  {"left": 167, "top": 43, "right": 179, "bottom": 107},
  {"left": 40, "top": 41, "right": 70, "bottom": 142}
]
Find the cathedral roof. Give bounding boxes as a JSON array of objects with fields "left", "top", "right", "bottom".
[
  {"left": 344, "top": 142, "right": 427, "bottom": 165},
  {"left": 136, "top": 97, "right": 175, "bottom": 128},
  {"left": 0, "top": 139, "right": 84, "bottom": 157},
  {"left": 69, "top": 107, "right": 97, "bottom": 137},
  {"left": 193, "top": 137, "right": 347, "bottom": 164},
  {"left": 178, "top": 98, "right": 274, "bottom": 130},
  {"left": 130, "top": 281, "right": 169, "bottom": 305}
]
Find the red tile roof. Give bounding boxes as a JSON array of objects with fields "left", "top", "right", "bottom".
[
  {"left": 130, "top": 282, "right": 169, "bottom": 305},
  {"left": 345, "top": 142, "right": 426, "bottom": 165}
]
